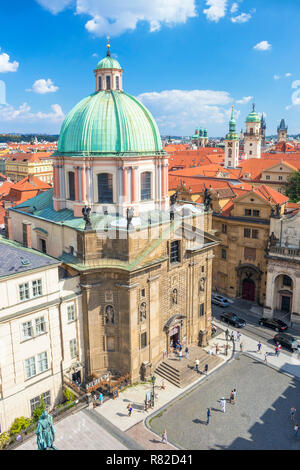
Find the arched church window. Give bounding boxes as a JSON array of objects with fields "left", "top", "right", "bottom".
[
  {"left": 228, "top": 148, "right": 232, "bottom": 158},
  {"left": 140, "top": 302, "right": 147, "bottom": 321},
  {"left": 106, "top": 76, "right": 111, "bottom": 90},
  {"left": 98, "top": 76, "right": 102, "bottom": 91},
  {"left": 141, "top": 172, "right": 151, "bottom": 200},
  {"left": 116, "top": 76, "right": 120, "bottom": 90},
  {"left": 68, "top": 172, "right": 75, "bottom": 201},
  {"left": 98, "top": 173, "right": 113, "bottom": 203},
  {"left": 105, "top": 305, "right": 114, "bottom": 325}
]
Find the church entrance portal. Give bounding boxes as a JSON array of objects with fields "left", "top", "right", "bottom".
[
  {"left": 242, "top": 279, "right": 256, "bottom": 302},
  {"left": 170, "top": 326, "right": 180, "bottom": 348}
]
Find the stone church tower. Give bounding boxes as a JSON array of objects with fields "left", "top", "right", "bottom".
[
  {"left": 244, "top": 104, "right": 261, "bottom": 159},
  {"left": 277, "top": 119, "right": 288, "bottom": 142},
  {"left": 224, "top": 105, "right": 239, "bottom": 168},
  {"left": 6, "top": 44, "right": 219, "bottom": 384}
]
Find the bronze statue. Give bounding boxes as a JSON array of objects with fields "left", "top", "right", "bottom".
[
  {"left": 203, "top": 187, "right": 212, "bottom": 212},
  {"left": 126, "top": 207, "right": 134, "bottom": 230}
]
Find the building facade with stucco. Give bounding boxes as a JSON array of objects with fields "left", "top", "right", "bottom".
[{"left": 6, "top": 45, "right": 219, "bottom": 385}]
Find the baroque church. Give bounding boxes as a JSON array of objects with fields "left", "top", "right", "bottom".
[{"left": 6, "top": 45, "right": 219, "bottom": 383}]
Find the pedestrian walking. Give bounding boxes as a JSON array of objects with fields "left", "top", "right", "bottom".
[
  {"left": 294, "top": 424, "right": 299, "bottom": 438},
  {"left": 237, "top": 332, "right": 241, "bottom": 342},
  {"left": 278, "top": 344, "right": 282, "bottom": 355},
  {"left": 185, "top": 346, "right": 189, "bottom": 359},
  {"left": 98, "top": 392, "right": 103, "bottom": 406},
  {"left": 225, "top": 329, "right": 229, "bottom": 340},
  {"left": 275, "top": 346, "right": 279, "bottom": 357},
  {"left": 291, "top": 407, "right": 296, "bottom": 421},
  {"left": 127, "top": 403, "right": 133, "bottom": 416},
  {"left": 206, "top": 408, "right": 211, "bottom": 425},
  {"left": 160, "top": 380, "right": 166, "bottom": 390},
  {"left": 161, "top": 429, "right": 168, "bottom": 444},
  {"left": 195, "top": 358, "right": 200, "bottom": 373},
  {"left": 231, "top": 332, "right": 235, "bottom": 342},
  {"left": 233, "top": 389, "right": 237, "bottom": 404},
  {"left": 204, "top": 364, "right": 209, "bottom": 375},
  {"left": 178, "top": 349, "right": 182, "bottom": 361},
  {"left": 257, "top": 341, "right": 262, "bottom": 353},
  {"left": 230, "top": 390, "right": 234, "bottom": 404},
  {"left": 240, "top": 342, "right": 243, "bottom": 352},
  {"left": 92, "top": 394, "right": 97, "bottom": 409},
  {"left": 215, "top": 343, "right": 220, "bottom": 355},
  {"left": 264, "top": 352, "right": 268, "bottom": 363},
  {"left": 220, "top": 397, "right": 226, "bottom": 413}
]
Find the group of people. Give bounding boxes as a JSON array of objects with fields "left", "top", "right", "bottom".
[
  {"left": 207, "top": 389, "right": 237, "bottom": 424},
  {"left": 290, "top": 407, "right": 300, "bottom": 438},
  {"left": 170, "top": 341, "right": 189, "bottom": 360},
  {"left": 194, "top": 359, "right": 209, "bottom": 375},
  {"left": 92, "top": 391, "right": 104, "bottom": 408}
]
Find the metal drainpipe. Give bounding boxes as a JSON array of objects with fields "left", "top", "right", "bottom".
[{"left": 58, "top": 296, "right": 65, "bottom": 385}]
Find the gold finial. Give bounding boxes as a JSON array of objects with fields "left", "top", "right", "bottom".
[{"left": 106, "top": 35, "right": 111, "bottom": 56}]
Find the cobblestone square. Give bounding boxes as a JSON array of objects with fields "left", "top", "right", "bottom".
[{"left": 149, "top": 355, "right": 300, "bottom": 450}]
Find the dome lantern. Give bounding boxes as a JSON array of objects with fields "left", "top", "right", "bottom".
[{"left": 94, "top": 41, "right": 123, "bottom": 92}]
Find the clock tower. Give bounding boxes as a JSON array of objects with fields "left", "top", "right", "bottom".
[{"left": 224, "top": 105, "right": 239, "bottom": 168}]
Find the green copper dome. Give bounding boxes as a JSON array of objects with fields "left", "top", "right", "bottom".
[
  {"left": 57, "top": 91, "right": 163, "bottom": 156},
  {"left": 246, "top": 104, "right": 260, "bottom": 123},
  {"left": 95, "top": 56, "right": 122, "bottom": 70}
]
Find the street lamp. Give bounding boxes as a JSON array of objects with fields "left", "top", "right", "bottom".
[
  {"left": 151, "top": 375, "right": 156, "bottom": 407},
  {"left": 225, "top": 328, "right": 229, "bottom": 356}
]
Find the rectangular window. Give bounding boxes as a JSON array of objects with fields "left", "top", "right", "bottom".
[
  {"left": 35, "top": 316, "right": 46, "bottom": 336},
  {"left": 141, "top": 289, "right": 145, "bottom": 298},
  {"left": 199, "top": 303, "right": 205, "bottom": 317},
  {"left": 70, "top": 339, "right": 78, "bottom": 359},
  {"left": 25, "top": 357, "right": 36, "bottom": 379},
  {"left": 244, "top": 209, "right": 252, "bottom": 216},
  {"left": 68, "top": 172, "right": 75, "bottom": 201},
  {"left": 141, "top": 172, "right": 152, "bottom": 200},
  {"left": 30, "top": 391, "right": 51, "bottom": 415},
  {"left": 37, "top": 351, "right": 48, "bottom": 373},
  {"left": 106, "top": 76, "right": 111, "bottom": 90},
  {"left": 266, "top": 175, "right": 270, "bottom": 180},
  {"left": 244, "top": 228, "right": 251, "bottom": 238},
  {"left": 141, "top": 332, "right": 147, "bottom": 349},
  {"left": 32, "top": 279, "right": 43, "bottom": 298},
  {"left": 252, "top": 229, "right": 259, "bottom": 239},
  {"left": 253, "top": 210, "right": 260, "bottom": 217},
  {"left": 19, "top": 283, "right": 30, "bottom": 301},
  {"left": 115, "top": 76, "right": 120, "bottom": 90},
  {"left": 22, "top": 224, "right": 28, "bottom": 247},
  {"left": 221, "top": 224, "right": 227, "bottom": 234},
  {"left": 67, "top": 304, "right": 76, "bottom": 322},
  {"left": 278, "top": 176, "right": 283, "bottom": 181},
  {"left": 22, "top": 321, "right": 33, "bottom": 340},
  {"left": 40, "top": 239, "right": 47, "bottom": 254},
  {"left": 170, "top": 240, "right": 180, "bottom": 264},
  {"left": 98, "top": 76, "right": 102, "bottom": 91},
  {"left": 221, "top": 249, "right": 227, "bottom": 260}
]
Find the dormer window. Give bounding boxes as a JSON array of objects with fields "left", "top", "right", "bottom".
[{"left": 106, "top": 76, "right": 111, "bottom": 90}]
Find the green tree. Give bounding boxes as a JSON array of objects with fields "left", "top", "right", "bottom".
[
  {"left": 9, "top": 417, "right": 32, "bottom": 435},
  {"left": 32, "top": 394, "right": 46, "bottom": 422},
  {"left": 286, "top": 170, "right": 300, "bottom": 202}
]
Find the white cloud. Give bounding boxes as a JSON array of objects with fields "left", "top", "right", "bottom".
[
  {"left": 285, "top": 73, "right": 292, "bottom": 77},
  {"left": 230, "top": 2, "right": 239, "bottom": 14},
  {"left": 137, "top": 89, "right": 232, "bottom": 134},
  {"left": 203, "top": 0, "right": 228, "bottom": 22},
  {"left": 236, "top": 96, "right": 253, "bottom": 104},
  {"left": 27, "top": 78, "right": 59, "bottom": 94},
  {"left": 274, "top": 75, "right": 280, "bottom": 80},
  {"left": 286, "top": 80, "right": 300, "bottom": 110},
  {"left": 35, "top": 0, "right": 73, "bottom": 14},
  {"left": 0, "top": 48, "right": 19, "bottom": 73},
  {"left": 231, "top": 12, "right": 251, "bottom": 23},
  {"left": 0, "top": 102, "right": 65, "bottom": 123},
  {"left": 35, "top": 0, "right": 197, "bottom": 36},
  {"left": 253, "top": 41, "right": 272, "bottom": 51}
]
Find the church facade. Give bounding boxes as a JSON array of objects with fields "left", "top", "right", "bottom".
[{"left": 6, "top": 45, "right": 218, "bottom": 384}]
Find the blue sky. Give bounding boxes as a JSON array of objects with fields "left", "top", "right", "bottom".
[{"left": 0, "top": 0, "right": 299, "bottom": 136}]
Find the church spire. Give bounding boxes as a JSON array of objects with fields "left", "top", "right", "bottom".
[{"left": 106, "top": 36, "right": 111, "bottom": 57}]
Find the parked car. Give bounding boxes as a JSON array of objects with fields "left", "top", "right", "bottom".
[
  {"left": 258, "top": 317, "right": 288, "bottom": 332},
  {"left": 212, "top": 295, "right": 230, "bottom": 307},
  {"left": 274, "top": 333, "right": 300, "bottom": 352},
  {"left": 220, "top": 312, "right": 246, "bottom": 328}
]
